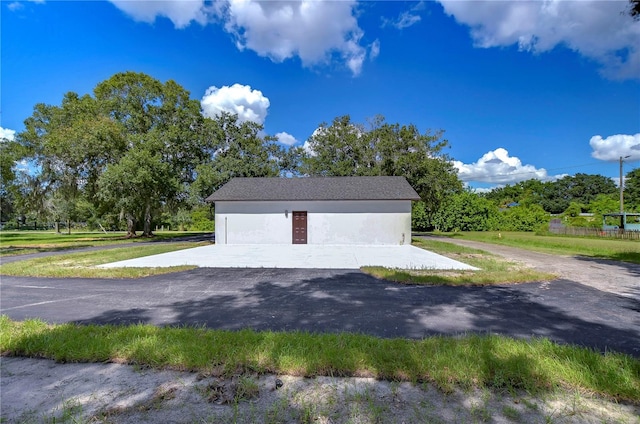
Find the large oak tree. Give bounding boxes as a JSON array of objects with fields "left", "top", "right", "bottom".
[{"left": 300, "top": 115, "right": 463, "bottom": 227}]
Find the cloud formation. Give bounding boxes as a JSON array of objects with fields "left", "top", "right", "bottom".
[
  {"left": 7, "top": 2, "right": 23, "bottom": 11},
  {"left": 108, "top": 0, "right": 371, "bottom": 75},
  {"left": 201, "top": 84, "right": 270, "bottom": 125},
  {"left": 590, "top": 133, "right": 640, "bottom": 161},
  {"left": 109, "top": 0, "right": 210, "bottom": 28},
  {"left": 438, "top": 0, "right": 640, "bottom": 80},
  {"left": 221, "top": 0, "right": 369, "bottom": 75},
  {"left": 0, "top": 126, "right": 16, "bottom": 141},
  {"left": 383, "top": 2, "right": 425, "bottom": 30},
  {"left": 453, "top": 148, "right": 564, "bottom": 184},
  {"left": 275, "top": 132, "right": 298, "bottom": 146}
]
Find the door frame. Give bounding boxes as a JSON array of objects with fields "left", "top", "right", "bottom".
[{"left": 292, "top": 211, "right": 308, "bottom": 244}]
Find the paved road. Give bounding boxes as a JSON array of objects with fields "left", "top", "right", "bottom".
[{"left": 2, "top": 265, "right": 639, "bottom": 356}]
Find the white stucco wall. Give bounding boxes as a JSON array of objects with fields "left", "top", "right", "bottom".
[{"left": 214, "top": 200, "right": 412, "bottom": 245}]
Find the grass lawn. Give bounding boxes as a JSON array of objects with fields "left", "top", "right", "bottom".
[
  {"left": 0, "top": 242, "right": 207, "bottom": 278},
  {"left": 363, "top": 237, "right": 555, "bottom": 285},
  {"left": 0, "top": 230, "right": 212, "bottom": 257},
  {"left": 1, "top": 316, "right": 638, "bottom": 403},
  {"left": 435, "top": 231, "right": 640, "bottom": 264}
]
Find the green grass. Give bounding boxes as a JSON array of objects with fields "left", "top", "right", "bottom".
[
  {"left": 0, "top": 230, "right": 212, "bottom": 257},
  {"left": 0, "top": 242, "right": 206, "bottom": 278},
  {"left": 1, "top": 316, "right": 638, "bottom": 402},
  {"left": 437, "top": 231, "right": 640, "bottom": 264},
  {"left": 362, "top": 238, "right": 555, "bottom": 285}
]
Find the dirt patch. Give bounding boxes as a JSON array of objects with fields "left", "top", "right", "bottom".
[{"left": 2, "top": 357, "right": 638, "bottom": 423}]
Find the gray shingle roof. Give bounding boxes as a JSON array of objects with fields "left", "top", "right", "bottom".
[{"left": 206, "top": 176, "right": 421, "bottom": 202}]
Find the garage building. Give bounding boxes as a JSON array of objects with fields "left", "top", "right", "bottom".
[{"left": 206, "top": 176, "right": 421, "bottom": 245}]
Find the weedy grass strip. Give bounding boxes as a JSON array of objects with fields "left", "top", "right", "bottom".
[
  {"left": 1, "top": 317, "right": 638, "bottom": 402},
  {"left": 362, "top": 238, "right": 555, "bottom": 285},
  {"left": 0, "top": 243, "right": 203, "bottom": 278}
]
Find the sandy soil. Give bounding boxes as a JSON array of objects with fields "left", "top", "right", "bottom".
[{"left": 2, "top": 357, "right": 638, "bottom": 423}]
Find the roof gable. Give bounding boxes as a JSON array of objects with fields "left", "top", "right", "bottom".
[{"left": 206, "top": 176, "right": 421, "bottom": 202}]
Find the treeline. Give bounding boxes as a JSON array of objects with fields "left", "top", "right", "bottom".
[
  {"left": 1, "top": 71, "right": 638, "bottom": 235},
  {"left": 0, "top": 72, "right": 460, "bottom": 235},
  {"left": 424, "top": 172, "right": 640, "bottom": 232}
]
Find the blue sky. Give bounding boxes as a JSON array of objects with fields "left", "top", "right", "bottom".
[{"left": 2, "top": 0, "right": 639, "bottom": 189}]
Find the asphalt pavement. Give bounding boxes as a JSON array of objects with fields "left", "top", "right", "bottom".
[{"left": 1, "top": 267, "right": 638, "bottom": 356}]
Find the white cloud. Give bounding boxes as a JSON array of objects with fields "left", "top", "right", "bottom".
[
  {"left": 275, "top": 132, "right": 297, "bottom": 146},
  {"left": 469, "top": 187, "right": 494, "bottom": 194},
  {"left": 0, "top": 127, "right": 16, "bottom": 141},
  {"left": 301, "top": 127, "right": 329, "bottom": 157},
  {"left": 384, "top": 2, "right": 425, "bottom": 30},
  {"left": 453, "top": 148, "right": 565, "bottom": 184},
  {"left": 590, "top": 133, "right": 640, "bottom": 161},
  {"left": 369, "top": 39, "right": 380, "bottom": 60},
  {"left": 201, "top": 83, "right": 270, "bottom": 125},
  {"left": 108, "top": 0, "right": 210, "bottom": 28},
  {"left": 438, "top": 0, "right": 640, "bottom": 80},
  {"left": 7, "top": 2, "right": 23, "bottom": 11},
  {"left": 220, "top": 0, "right": 369, "bottom": 75},
  {"left": 109, "top": 0, "right": 373, "bottom": 75},
  {"left": 302, "top": 140, "right": 316, "bottom": 157}
]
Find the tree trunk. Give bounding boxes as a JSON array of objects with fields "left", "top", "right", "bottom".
[
  {"left": 142, "top": 203, "right": 153, "bottom": 237},
  {"left": 67, "top": 219, "right": 71, "bottom": 235},
  {"left": 126, "top": 212, "right": 136, "bottom": 238},
  {"left": 55, "top": 222, "right": 60, "bottom": 233}
]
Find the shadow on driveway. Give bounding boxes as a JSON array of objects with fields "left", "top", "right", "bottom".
[{"left": 66, "top": 269, "right": 640, "bottom": 357}]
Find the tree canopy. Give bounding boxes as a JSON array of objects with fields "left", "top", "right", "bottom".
[
  {"left": 11, "top": 72, "right": 296, "bottom": 234},
  {"left": 7, "top": 70, "right": 630, "bottom": 235},
  {"left": 299, "top": 115, "right": 463, "bottom": 226},
  {"left": 482, "top": 173, "right": 618, "bottom": 215}
]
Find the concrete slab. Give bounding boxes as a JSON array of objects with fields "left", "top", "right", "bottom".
[{"left": 99, "top": 244, "right": 478, "bottom": 270}]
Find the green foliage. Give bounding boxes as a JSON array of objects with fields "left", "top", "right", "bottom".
[
  {"left": 98, "top": 147, "right": 180, "bottom": 235},
  {"left": 498, "top": 204, "right": 550, "bottom": 231},
  {"left": 482, "top": 179, "right": 545, "bottom": 208},
  {"left": 625, "top": 167, "right": 640, "bottom": 211},
  {"left": 563, "top": 202, "right": 583, "bottom": 218},
  {"left": 14, "top": 72, "right": 222, "bottom": 236},
  {"left": 483, "top": 174, "right": 618, "bottom": 215},
  {"left": 539, "top": 173, "right": 617, "bottom": 214},
  {"left": 433, "top": 191, "right": 500, "bottom": 232},
  {"left": 0, "top": 138, "right": 22, "bottom": 223},
  {"left": 301, "top": 115, "right": 463, "bottom": 223},
  {"left": 189, "top": 205, "right": 214, "bottom": 231},
  {"left": 411, "top": 201, "right": 431, "bottom": 231},
  {"left": 17, "top": 69, "right": 629, "bottom": 237},
  {"left": 2, "top": 317, "right": 638, "bottom": 402},
  {"left": 588, "top": 194, "right": 619, "bottom": 215},
  {"left": 190, "top": 112, "right": 284, "bottom": 203}
]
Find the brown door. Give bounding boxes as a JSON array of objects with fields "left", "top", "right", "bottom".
[{"left": 292, "top": 211, "right": 307, "bottom": 244}]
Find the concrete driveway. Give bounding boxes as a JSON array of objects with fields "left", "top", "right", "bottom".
[{"left": 99, "top": 244, "right": 478, "bottom": 270}]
